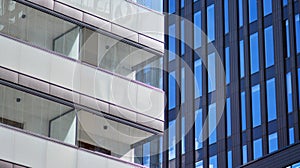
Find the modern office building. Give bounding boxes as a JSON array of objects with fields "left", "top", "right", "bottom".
[
  {"left": 0, "top": 0, "right": 165, "bottom": 167},
  {"left": 163, "top": 0, "right": 300, "bottom": 168}
]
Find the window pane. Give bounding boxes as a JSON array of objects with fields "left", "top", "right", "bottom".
[
  {"left": 194, "top": 11, "right": 202, "bottom": 49},
  {"left": 240, "top": 40, "right": 245, "bottom": 78},
  {"left": 208, "top": 53, "right": 216, "bottom": 93},
  {"left": 285, "top": 20, "right": 291, "bottom": 58},
  {"left": 228, "top": 151, "right": 232, "bottom": 168},
  {"left": 181, "top": 20, "right": 185, "bottom": 55},
  {"left": 268, "top": 132, "right": 278, "bottom": 153},
  {"left": 169, "top": 71, "right": 176, "bottom": 109},
  {"left": 263, "top": 0, "right": 272, "bottom": 16},
  {"left": 286, "top": 72, "right": 293, "bottom": 113},
  {"left": 207, "top": 4, "right": 215, "bottom": 42},
  {"left": 239, "top": 0, "right": 244, "bottom": 27},
  {"left": 248, "top": 0, "right": 258, "bottom": 23},
  {"left": 169, "top": 24, "right": 176, "bottom": 61},
  {"left": 181, "top": 0, "right": 184, "bottom": 8},
  {"left": 209, "top": 155, "right": 218, "bottom": 168},
  {"left": 143, "top": 143, "right": 150, "bottom": 167},
  {"left": 224, "top": 0, "right": 229, "bottom": 34},
  {"left": 243, "top": 145, "right": 248, "bottom": 164},
  {"left": 252, "top": 85, "right": 261, "bottom": 128},
  {"left": 169, "top": 0, "right": 175, "bottom": 13},
  {"left": 250, "top": 33, "right": 259, "bottom": 74},
  {"left": 169, "top": 120, "right": 176, "bottom": 160},
  {"left": 264, "top": 26, "right": 274, "bottom": 68},
  {"left": 195, "top": 59, "right": 202, "bottom": 98},
  {"left": 295, "top": 14, "right": 300, "bottom": 54},
  {"left": 182, "top": 116, "right": 185, "bottom": 154},
  {"left": 241, "top": 92, "right": 247, "bottom": 131},
  {"left": 195, "top": 109, "right": 203, "bottom": 149},
  {"left": 181, "top": 68, "right": 185, "bottom": 104},
  {"left": 289, "top": 127, "right": 295, "bottom": 145},
  {"left": 253, "top": 138, "right": 263, "bottom": 159},
  {"left": 196, "top": 160, "right": 203, "bottom": 168},
  {"left": 267, "top": 78, "right": 277, "bottom": 122},
  {"left": 227, "top": 98, "right": 231, "bottom": 137},
  {"left": 283, "top": 0, "right": 288, "bottom": 6},
  {"left": 209, "top": 103, "right": 217, "bottom": 145},
  {"left": 226, "top": 47, "right": 230, "bottom": 84}
]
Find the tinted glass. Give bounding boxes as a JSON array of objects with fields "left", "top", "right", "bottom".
[
  {"left": 169, "top": 0, "right": 175, "bottom": 13},
  {"left": 264, "top": 26, "right": 275, "bottom": 68},
  {"left": 252, "top": 85, "right": 261, "bottom": 128},
  {"left": 209, "top": 103, "right": 217, "bottom": 145},
  {"left": 289, "top": 127, "right": 295, "bottom": 145},
  {"left": 224, "top": 0, "right": 229, "bottom": 34},
  {"left": 286, "top": 72, "right": 293, "bottom": 113},
  {"left": 196, "top": 160, "right": 203, "bottom": 168},
  {"left": 209, "top": 155, "right": 218, "bottom": 168},
  {"left": 267, "top": 78, "right": 277, "bottom": 122},
  {"left": 240, "top": 40, "right": 245, "bottom": 78},
  {"left": 195, "top": 109, "right": 203, "bottom": 149},
  {"left": 253, "top": 138, "right": 263, "bottom": 159},
  {"left": 169, "top": 71, "right": 176, "bottom": 109},
  {"left": 243, "top": 145, "right": 248, "bottom": 164},
  {"left": 295, "top": 14, "right": 300, "bottom": 53},
  {"left": 263, "top": 0, "right": 272, "bottom": 16},
  {"left": 169, "top": 24, "right": 176, "bottom": 61},
  {"left": 241, "top": 92, "right": 247, "bottom": 131},
  {"left": 226, "top": 47, "right": 230, "bottom": 84},
  {"left": 239, "top": 0, "right": 244, "bottom": 27},
  {"left": 207, "top": 4, "right": 215, "bottom": 42},
  {"left": 249, "top": 0, "right": 258, "bottom": 23},
  {"left": 208, "top": 53, "right": 216, "bottom": 93},
  {"left": 285, "top": 20, "right": 291, "bottom": 58},
  {"left": 268, "top": 132, "right": 278, "bottom": 153},
  {"left": 227, "top": 98, "right": 231, "bottom": 137},
  {"left": 228, "top": 151, "right": 232, "bottom": 168},
  {"left": 181, "top": 20, "right": 185, "bottom": 55},
  {"left": 195, "top": 59, "right": 202, "bottom": 98},
  {"left": 194, "top": 11, "right": 202, "bottom": 49},
  {"left": 250, "top": 33, "right": 259, "bottom": 74},
  {"left": 169, "top": 120, "right": 176, "bottom": 160}
]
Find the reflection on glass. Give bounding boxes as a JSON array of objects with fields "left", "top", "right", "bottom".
[
  {"left": 208, "top": 53, "right": 216, "bottom": 93},
  {"left": 241, "top": 92, "right": 246, "bottom": 131},
  {"left": 226, "top": 47, "right": 230, "bottom": 84},
  {"left": 239, "top": 0, "right": 244, "bottom": 27},
  {"left": 250, "top": 33, "right": 259, "bottom": 74},
  {"left": 267, "top": 78, "right": 277, "bottom": 122},
  {"left": 209, "top": 155, "right": 218, "bottom": 168},
  {"left": 228, "top": 151, "right": 232, "bottom": 168},
  {"left": 169, "top": 71, "right": 176, "bottom": 110},
  {"left": 253, "top": 138, "right": 262, "bottom": 159},
  {"left": 224, "top": 0, "right": 229, "bottom": 34},
  {"left": 248, "top": 0, "right": 257, "bottom": 23},
  {"left": 209, "top": 103, "right": 217, "bottom": 145},
  {"left": 195, "top": 109, "right": 203, "bottom": 150},
  {"left": 195, "top": 59, "right": 202, "bottom": 98},
  {"left": 252, "top": 85, "right": 261, "bottom": 128},
  {"left": 207, "top": 4, "right": 215, "bottom": 42},
  {"left": 194, "top": 11, "right": 201, "bottom": 49},
  {"left": 243, "top": 145, "right": 248, "bottom": 164},
  {"left": 240, "top": 40, "right": 245, "bottom": 78},
  {"left": 268, "top": 132, "right": 278, "bottom": 153},
  {"left": 286, "top": 72, "right": 293, "bottom": 113},
  {"left": 227, "top": 98, "right": 231, "bottom": 137},
  {"left": 263, "top": 0, "right": 272, "bottom": 16},
  {"left": 196, "top": 160, "right": 203, "bottom": 168},
  {"left": 264, "top": 26, "right": 274, "bottom": 68},
  {"left": 295, "top": 14, "right": 300, "bottom": 54},
  {"left": 169, "top": 120, "right": 176, "bottom": 160},
  {"left": 289, "top": 127, "right": 294, "bottom": 145},
  {"left": 285, "top": 20, "right": 291, "bottom": 57}
]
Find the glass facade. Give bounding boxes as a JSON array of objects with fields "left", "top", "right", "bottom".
[
  {"left": 252, "top": 84, "right": 261, "bottom": 128},
  {"left": 207, "top": 4, "right": 215, "bottom": 42},
  {"left": 253, "top": 138, "right": 263, "bottom": 159},
  {"left": 209, "top": 103, "right": 217, "bottom": 145},
  {"left": 267, "top": 78, "right": 277, "bottom": 122},
  {"left": 268, "top": 132, "right": 278, "bottom": 153},
  {"left": 264, "top": 26, "right": 275, "bottom": 68},
  {"left": 248, "top": 0, "right": 258, "bottom": 23},
  {"left": 263, "top": 0, "right": 272, "bottom": 16},
  {"left": 240, "top": 40, "right": 245, "bottom": 78},
  {"left": 250, "top": 33, "right": 259, "bottom": 74}
]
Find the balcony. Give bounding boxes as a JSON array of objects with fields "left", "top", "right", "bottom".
[{"left": 0, "top": 1, "right": 164, "bottom": 129}]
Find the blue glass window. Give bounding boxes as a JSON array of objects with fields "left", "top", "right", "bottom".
[
  {"left": 295, "top": 14, "right": 300, "bottom": 54},
  {"left": 286, "top": 72, "right": 293, "bottom": 113},
  {"left": 264, "top": 26, "right": 274, "bottom": 68},
  {"left": 253, "top": 138, "right": 263, "bottom": 159},
  {"left": 181, "top": 68, "right": 185, "bottom": 104},
  {"left": 209, "top": 103, "right": 217, "bottom": 145},
  {"left": 283, "top": 0, "right": 288, "bottom": 6},
  {"left": 209, "top": 155, "right": 218, "bottom": 168},
  {"left": 250, "top": 33, "right": 259, "bottom": 74},
  {"left": 169, "top": 71, "right": 176, "bottom": 110},
  {"left": 240, "top": 40, "right": 245, "bottom": 78},
  {"left": 226, "top": 47, "right": 230, "bottom": 84},
  {"left": 196, "top": 160, "right": 203, "bottom": 168},
  {"left": 227, "top": 98, "right": 231, "bottom": 137},
  {"left": 207, "top": 4, "right": 215, "bottom": 42},
  {"left": 239, "top": 0, "right": 244, "bottom": 27},
  {"left": 248, "top": 0, "right": 258, "bottom": 23},
  {"left": 298, "top": 68, "right": 300, "bottom": 106},
  {"left": 169, "top": 24, "right": 176, "bottom": 61},
  {"left": 194, "top": 11, "right": 202, "bottom": 49},
  {"left": 224, "top": 0, "right": 229, "bottom": 34},
  {"left": 252, "top": 84, "right": 261, "bottom": 128},
  {"left": 195, "top": 109, "right": 203, "bottom": 149},
  {"left": 289, "top": 127, "right": 295, "bottom": 144},
  {"left": 285, "top": 20, "right": 291, "bottom": 57},
  {"left": 208, "top": 53, "right": 216, "bottom": 93},
  {"left": 195, "top": 59, "right": 202, "bottom": 98},
  {"left": 267, "top": 78, "right": 277, "bottom": 122},
  {"left": 181, "top": 0, "right": 184, "bottom": 8},
  {"left": 263, "top": 0, "right": 272, "bottom": 16},
  {"left": 181, "top": 20, "right": 185, "bottom": 55},
  {"left": 169, "top": 120, "right": 176, "bottom": 160},
  {"left": 182, "top": 116, "right": 185, "bottom": 154},
  {"left": 169, "top": 0, "right": 175, "bottom": 13},
  {"left": 243, "top": 145, "right": 248, "bottom": 164},
  {"left": 268, "top": 132, "right": 278, "bottom": 153},
  {"left": 241, "top": 91, "right": 247, "bottom": 131},
  {"left": 228, "top": 151, "right": 232, "bottom": 168},
  {"left": 143, "top": 142, "right": 150, "bottom": 167}
]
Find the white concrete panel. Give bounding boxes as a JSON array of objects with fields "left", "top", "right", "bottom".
[
  {"left": 19, "top": 44, "right": 50, "bottom": 81},
  {"left": 78, "top": 64, "right": 96, "bottom": 96},
  {"left": 0, "top": 36, "right": 20, "bottom": 71},
  {"left": 46, "top": 141, "right": 77, "bottom": 168},
  {"left": 94, "top": 70, "right": 113, "bottom": 103},
  {"left": 77, "top": 150, "right": 108, "bottom": 168},
  {"left": 14, "top": 132, "right": 46, "bottom": 168},
  {"left": 49, "top": 55, "right": 76, "bottom": 89},
  {"left": 0, "top": 126, "right": 14, "bottom": 161}
]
